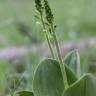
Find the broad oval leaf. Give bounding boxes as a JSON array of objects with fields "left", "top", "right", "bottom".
[
  {"left": 64, "top": 49, "right": 81, "bottom": 77},
  {"left": 65, "top": 65, "right": 78, "bottom": 85},
  {"left": 64, "top": 74, "right": 96, "bottom": 96},
  {"left": 33, "top": 58, "right": 64, "bottom": 96},
  {"left": 17, "top": 91, "right": 34, "bottom": 96}
]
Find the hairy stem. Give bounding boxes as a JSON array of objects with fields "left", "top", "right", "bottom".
[
  {"left": 40, "top": 13, "right": 55, "bottom": 59},
  {"left": 51, "top": 25, "right": 69, "bottom": 89}
]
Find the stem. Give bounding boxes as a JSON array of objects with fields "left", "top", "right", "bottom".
[
  {"left": 51, "top": 25, "right": 69, "bottom": 89},
  {"left": 40, "top": 13, "right": 55, "bottom": 59},
  {"left": 45, "top": 32, "right": 55, "bottom": 58}
]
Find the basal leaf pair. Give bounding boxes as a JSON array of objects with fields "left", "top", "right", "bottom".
[{"left": 17, "top": 50, "right": 96, "bottom": 96}]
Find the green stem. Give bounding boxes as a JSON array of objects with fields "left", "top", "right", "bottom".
[
  {"left": 51, "top": 25, "right": 69, "bottom": 89},
  {"left": 40, "top": 13, "right": 55, "bottom": 59},
  {"left": 45, "top": 32, "right": 55, "bottom": 58}
]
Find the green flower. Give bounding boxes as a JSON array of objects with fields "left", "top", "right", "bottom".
[
  {"left": 43, "top": 0, "right": 54, "bottom": 24},
  {"left": 35, "top": 0, "right": 43, "bottom": 13}
]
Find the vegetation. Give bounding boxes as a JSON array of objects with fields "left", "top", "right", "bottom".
[
  {"left": 14, "top": 0, "right": 96, "bottom": 96},
  {"left": 0, "top": 0, "right": 96, "bottom": 96}
]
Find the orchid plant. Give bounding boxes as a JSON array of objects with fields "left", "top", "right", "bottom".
[{"left": 15, "top": 0, "right": 96, "bottom": 96}]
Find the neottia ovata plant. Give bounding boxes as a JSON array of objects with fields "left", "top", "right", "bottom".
[{"left": 16, "top": 0, "right": 96, "bottom": 96}]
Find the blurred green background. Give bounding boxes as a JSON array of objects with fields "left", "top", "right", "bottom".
[
  {"left": 0, "top": 0, "right": 96, "bottom": 95},
  {"left": 0, "top": 0, "right": 96, "bottom": 47}
]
